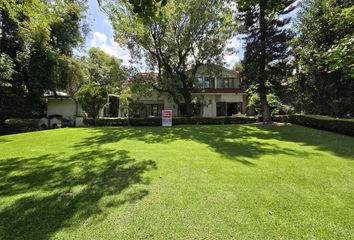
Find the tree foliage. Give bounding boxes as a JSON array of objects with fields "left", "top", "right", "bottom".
[
  {"left": 86, "top": 47, "right": 127, "bottom": 91},
  {"left": 75, "top": 47, "right": 127, "bottom": 118},
  {"left": 77, "top": 83, "right": 108, "bottom": 119},
  {"left": 292, "top": 0, "right": 354, "bottom": 117},
  {"left": 0, "top": 0, "right": 88, "bottom": 120},
  {"left": 99, "top": 0, "right": 168, "bottom": 20}
]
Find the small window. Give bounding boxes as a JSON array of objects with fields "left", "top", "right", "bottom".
[
  {"left": 204, "top": 77, "right": 215, "bottom": 88},
  {"left": 233, "top": 78, "right": 240, "bottom": 88},
  {"left": 150, "top": 104, "right": 164, "bottom": 116},
  {"left": 216, "top": 79, "right": 223, "bottom": 88},
  {"left": 223, "top": 78, "right": 234, "bottom": 88}
]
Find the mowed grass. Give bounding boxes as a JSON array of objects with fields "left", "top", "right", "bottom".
[{"left": 0, "top": 124, "right": 354, "bottom": 240}]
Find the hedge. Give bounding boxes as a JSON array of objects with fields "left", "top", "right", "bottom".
[
  {"left": 273, "top": 115, "right": 354, "bottom": 137},
  {"left": 1, "top": 119, "right": 39, "bottom": 135},
  {"left": 83, "top": 116, "right": 257, "bottom": 127}
]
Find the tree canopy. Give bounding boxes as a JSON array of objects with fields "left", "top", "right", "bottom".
[
  {"left": 291, "top": 0, "right": 354, "bottom": 116},
  {"left": 103, "top": 0, "right": 236, "bottom": 116},
  {"left": 86, "top": 47, "right": 127, "bottom": 91}
]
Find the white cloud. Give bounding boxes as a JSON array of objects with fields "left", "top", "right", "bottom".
[{"left": 90, "top": 32, "right": 132, "bottom": 65}]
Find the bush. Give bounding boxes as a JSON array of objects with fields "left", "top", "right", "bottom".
[
  {"left": 83, "top": 118, "right": 128, "bottom": 126},
  {"left": 83, "top": 116, "right": 257, "bottom": 127},
  {"left": 273, "top": 115, "right": 354, "bottom": 136},
  {"left": 2, "top": 119, "right": 39, "bottom": 135},
  {"left": 0, "top": 122, "right": 15, "bottom": 136},
  {"left": 77, "top": 83, "right": 108, "bottom": 119}
]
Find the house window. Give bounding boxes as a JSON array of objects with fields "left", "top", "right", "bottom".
[
  {"left": 223, "top": 78, "right": 234, "bottom": 88},
  {"left": 216, "top": 102, "right": 227, "bottom": 116},
  {"left": 149, "top": 104, "right": 164, "bottom": 116},
  {"left": 216, "top": 79, "right": 223, "bottom": 88},
  {"left": 233, "top": 78, "right": 240, "bottom": 88},
  {"left": 204, "top": 77, "right": 215, "bottom": 88}
]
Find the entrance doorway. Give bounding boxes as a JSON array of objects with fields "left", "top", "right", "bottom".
[
  {"left": 217, "top": 102, "right": 243, "bottom": 116},
  {"left": 227, "top": 103, "right": 238, "bottom": 116},
  {"left": 104, "top": 96, "right": 119, "bottom": 117}
]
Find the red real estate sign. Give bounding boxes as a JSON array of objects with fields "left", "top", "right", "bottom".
[{"left": 162, "top": 110, "right": 173, "bottom": 127}]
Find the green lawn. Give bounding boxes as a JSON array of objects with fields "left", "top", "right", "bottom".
[{"left": 0, "top": 124, "right": 354, "bottom": 240}]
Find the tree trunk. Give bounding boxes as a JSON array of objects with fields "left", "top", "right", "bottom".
[
  {"left": 183, "top": 93, "right": 193, "bottom": 117},
  {"left": 258, "top": 0, "right": 272, "bottom": 124},
  {"left": 179, "top": 73, "right": 194, "bottom": 117},
  {"left": 73, "top": 98, "right": 79, "bottom": 127},
  {"left": 259, "top": 82, "right": 271, "bottom": 123}
]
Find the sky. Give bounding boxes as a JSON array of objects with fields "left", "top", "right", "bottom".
[{"left": 80, "top": 0, "right": 243, "bottom": 69}]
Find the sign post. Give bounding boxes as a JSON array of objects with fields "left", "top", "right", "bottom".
[{"left": 162, "top": 110, "right": 173, "bottom": 127}]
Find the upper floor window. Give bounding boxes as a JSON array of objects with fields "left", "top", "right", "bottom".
[
  {"left": 223, "top": 78, "right": 234, "bottom": 88},
  {"left": 218, "top": 78, "right": 239, "bottom": 88},
  {"left": 197, "top": 76, "right": 239, "bottom": 89},
  {"left": 196, "top": 77, "right": 215, "bottom": 89},
  {"left": 204, "top": 77, "right": 215, "bottom": 88},
  {"left": 233, "top": 78, "right": 240, "bottom": 88}
]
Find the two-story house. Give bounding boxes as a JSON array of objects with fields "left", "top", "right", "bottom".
[{"left": 126, "top": 65, "right": 247, "bottom": 118}]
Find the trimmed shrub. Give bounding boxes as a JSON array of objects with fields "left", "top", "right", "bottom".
[
  {"left": 83, "top": 116, "right": 257, "bottom": 127},
  {"left": 273, "top": 115, "right": 354, "bottom": 137},
  {"left": 2, "top": 119, "right": 39, "bottom": 135},
  {"left": 83, "top": 118, "right": 128, "bottom": 126},
  {"left": 0, "top": 122, "right": 16, "bottom": 136}
]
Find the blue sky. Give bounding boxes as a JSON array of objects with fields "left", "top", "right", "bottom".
[{"left": 81, "top": 0, "right": 244, "bottom": 69}]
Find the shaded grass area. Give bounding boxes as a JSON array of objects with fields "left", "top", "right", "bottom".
[
  {"left": 306, "top": 114, "right": 354, "bottom": 122},
  {"left": 0, "top": 124, "right": 354, "bottom": 239}
]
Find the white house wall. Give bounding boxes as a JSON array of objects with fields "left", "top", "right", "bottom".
[
  {"left": 47, "top": 99, "right": 77, "bottom": 119},
  {"left": 219, "top": 94, "right": 243, "bottom": 102},
  {"left": 131, "top": 92, "right": 179, "bottom": 117},
  {"left": 47, "top": 98, "right": 102, "bottom": 119},
  {"left": 202, "top": 95, "right": 217, "bottom": 117}
]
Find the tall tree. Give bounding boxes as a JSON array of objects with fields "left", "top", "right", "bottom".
[
  {"left": 237, "top": 0, "right": 296, "bottom": 123},
  {"left": 101, "top": 0, "right": 235, "bottom": 116},
  {"left": 292, "top": 0, "right": 354, "bottom": 116}
]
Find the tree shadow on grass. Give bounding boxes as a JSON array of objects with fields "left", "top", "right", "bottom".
[
  {"left": 75, "top": 124, "right": 354, "bottom": 162},
  {"left": 0, "top": 149, "right": 156, "bottom": 240},
  {"left": 250, "top": 124, "right": 354, "bottom": 159},
  {"left": 72, "top": 125, "right": 317, "bottom": 166}
]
